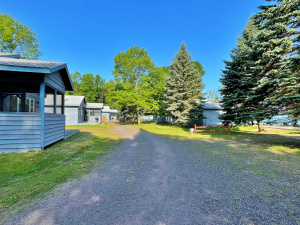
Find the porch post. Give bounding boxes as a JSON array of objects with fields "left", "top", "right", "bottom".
[
  {"left": 40, "top": 81, "right": 45, "bottom": 149},
  {"left": 62, "top": 93, "right": 65, "bottom": 114},
  {"left": 0, "top": 92, "right": 3, "bottom": 111},
  {"left": 54, "top": 89, "right": 57, "bottom": 114},
  {"left": 21, "top": 90, "right": 26, "bottom": 112}
]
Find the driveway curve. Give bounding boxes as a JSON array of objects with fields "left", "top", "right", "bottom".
[{"left": 4, "top": 124, "right": 299, "bottom": 225}]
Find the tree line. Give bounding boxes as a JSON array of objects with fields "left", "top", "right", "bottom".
[
  {"left": 0, "top": 12, "right": 207, "bottom": 126},
  {"left": 67, "top": 43, "right": 206, "bottom": 125},
  {"left": 220, "top": 0, "right": 300, "bottom": 131}
]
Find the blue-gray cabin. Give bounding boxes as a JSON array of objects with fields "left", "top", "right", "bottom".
[
  {"left": 0, "top": 53, "right": 73, "bottom": 153},
  {"left": 64, "top": 95, "right": 103, "bottom": 125},
  {"left": 101, "top": 106, "right": 117, "bottom": 121}
]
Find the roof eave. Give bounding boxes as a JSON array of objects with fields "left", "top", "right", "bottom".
[
  {"left": 0, "top": 65, "right": 50, "bottom": 73},
  {"left": 0, "top": 64, "right": 74, "bottom": 91}
]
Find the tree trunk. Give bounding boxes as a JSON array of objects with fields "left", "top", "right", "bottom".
[
  {"left": 258, "top": 120, "right": 265, "bottom": 132},
  {"left": 137, "top": 111, "right": 140, "bottom": 124}
]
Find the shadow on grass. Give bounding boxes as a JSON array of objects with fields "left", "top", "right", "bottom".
[
  {"left": 0, "top": 127, "right": 122, "bottom": 220},
  {"left": 138, "top": 124, "right": 300, "bottom": 155}
]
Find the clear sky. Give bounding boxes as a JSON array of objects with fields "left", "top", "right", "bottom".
[{"left": 2, "top": 0, "right": 266, "bottom": 93}]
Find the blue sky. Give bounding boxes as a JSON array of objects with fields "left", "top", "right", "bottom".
[{"left": 2, "top": 0, "right": 265, "bottom": 93}]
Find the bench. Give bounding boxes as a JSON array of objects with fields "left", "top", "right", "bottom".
[{"left": 194, "top": 124, "right": 231, "bottom": 135}]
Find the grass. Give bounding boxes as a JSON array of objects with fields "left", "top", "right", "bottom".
[{"left": 0, "top": 123, "right": 122, "bottom": 220}]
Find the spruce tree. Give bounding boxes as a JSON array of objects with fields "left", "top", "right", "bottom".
[
  {"left": 252, "top": 0, "right": 300, "bottom": 119},
  {"left": 220, "top": 19, "right": 259, "bottom": 127},
  {"left": 165, "top": 43, "right": 205, "bottom": 125}
]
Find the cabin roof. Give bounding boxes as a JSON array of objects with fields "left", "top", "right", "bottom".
[
  {"left": 0, "top": 56, "right": 73, "bottom": 91},
  {"left": 0, "top": 53, "right": 21, "bottom": 59},
  {"left": 86, "top": 103, "right": 104, "bottom": 109},
  {"left": 102, "top": 106, "right": 117, "bottom": 113},
  {"left": 203, "top": 101, "right": 222, "bottom": 110},
  {"left": 65, "top": 95, "right": 86, "bottom": 106}
]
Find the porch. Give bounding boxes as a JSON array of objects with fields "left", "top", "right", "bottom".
[{"left": 0, "top": 55, "right": 73, "bottom": 152}]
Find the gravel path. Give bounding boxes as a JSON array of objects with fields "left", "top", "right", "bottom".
[{"left": 4, "top": 124, "right": 300, "bottom": 225}]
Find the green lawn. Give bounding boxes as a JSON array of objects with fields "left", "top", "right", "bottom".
[{"left": 0, "top": 124, "right": 121, "bottom": 219}]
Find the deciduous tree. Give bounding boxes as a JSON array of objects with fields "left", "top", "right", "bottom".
[
  {"left": 0, "top": 13, "right": 41, "bottom": 59},
  {"left": 112, "top": 46, "right": 156, "bottom": 124}
]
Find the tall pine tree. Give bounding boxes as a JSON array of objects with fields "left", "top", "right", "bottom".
[
  {"left": 221, "top": 0, "right": 300, "bottom": 131},
  {"left": 253, "top": 0, "right": 300, "bottom": 118},
  {"left": 220, "top": 19, "right": 259, "bottom": 127},
  {"left": 165, "top": 43, "right": 205, "bottom": 125}
]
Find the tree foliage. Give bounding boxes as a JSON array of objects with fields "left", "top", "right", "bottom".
[
  {"left": 220, "top": 0, "right": 300, "bottom": 131},
  {"left": 112, "top": 46, "right": 158, "bottom": 123},
  {"left": 0, "top": 13, "right": 41, "bottom": 59},
  {"left": 66, "top": 72, "right": 106, "bottom": 103},
  {"left": 165, "top": 43, "right": 205, "bottom": 125}
]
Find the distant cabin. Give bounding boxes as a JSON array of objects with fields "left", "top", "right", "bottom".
[
  {"left": 147, "top": 100, "right": 223, "bottom": 126},
  {"left": 102, "top": 106, "right": 117, "bottom": 121},
  {"left": 64, "top": 95, "right": 117, "bottom": 125},
  {"left": 202, "top": 101, "right": 223, "bottom": 126},
  {"left": 0, "top": 53, "right": 73, "bottom": 153}
]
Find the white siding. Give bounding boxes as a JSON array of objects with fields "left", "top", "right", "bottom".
[
  {"left": 203, "top": 110, "right": 223, "bottom": 126},
  {"left": 65, "top": 107, "right": 79, "bottom": 125}
]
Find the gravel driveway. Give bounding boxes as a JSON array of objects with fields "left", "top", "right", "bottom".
[{"left": 4, "top": 124, "right": 300, "bottom": 225}]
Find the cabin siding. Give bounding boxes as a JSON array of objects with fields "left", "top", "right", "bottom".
[
  {"left": 45, "top": 71, "right": 66, "bottom": 94},
  {"left": 102, "top": 112, "right": 110, "bottom": 121},
  {"left": 87, "top": 109, "right": 101, "bottom": 123},
  {"left": 44, "top": 114, "right": 65, "bottom": 146},
  {"left": 65, "top": 107, "right": 79, "bottom": 125},
  {"left": 78, "top": 101, "right": 85, "bottom": 123},
  {"left": 203, "top": 109, "right": 223, "bottom": 126},
  {"left": 0, "top": 113, "right": 42, "bottom": 152}
]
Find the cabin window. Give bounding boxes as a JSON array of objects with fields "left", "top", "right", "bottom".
[
  {"left": 56, "top": 92, "right": 63, "bottom": 114},
  {"left": 44, "top": 86, "right": 55, "bottom": 113},
  {"left": 90, "top": 110, "right": 94, "bottom": 116},
  {"left": 79, "top": 109, "right": 83, "bottom": 116}
]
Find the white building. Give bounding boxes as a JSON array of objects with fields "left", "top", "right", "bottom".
[{"left": 202, "top": 100, "right": 223, "bottom": 126}]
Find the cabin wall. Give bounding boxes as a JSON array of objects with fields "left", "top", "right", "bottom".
[
  {"left": 102, "top": 112, "right": 110, "bottom": 121},
  {"left": 0, "top": 113, "right": 42, "bottom": 152},
  {"left": 88, "top": 109, "right": 101, "bottom": 123},
  {"left": 65, "top": 107, "right": 79, "bottom": 125},
  {"left": 45, "top": 71, "right": 66, "bottom": 94},
  {"left": 203, "top": 109, "right": 223, "bottom": 126},
  {"left": 44, "top": 113, "right": 65, "bottom": 147},
  {"left": 78, "top": 101, "right": 85, "bottom": 123},
  {"left": 110, "top": 113, "right": 117, "bottom": 120}
]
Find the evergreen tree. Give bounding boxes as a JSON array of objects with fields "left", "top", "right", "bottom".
[
  {"left": 253, "top": 0, "right": 300, "bottom": 118},
  {"left": 165, "top": 43, "right": 205, "bottom": 125},
  {"left": 220, "top": 1, "right": 300, "bottom": 131},
  {"left": 220, "top": 18, "right": 271, "bottom": 130}
]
